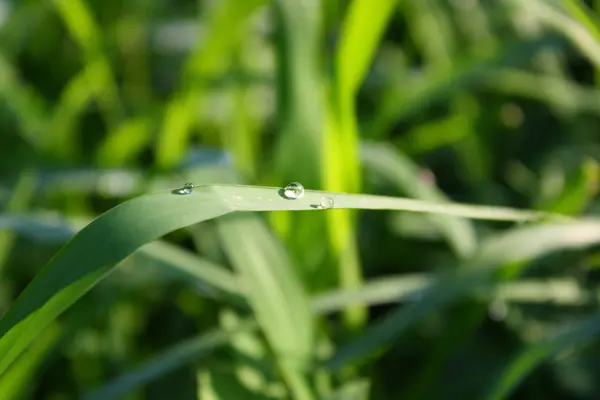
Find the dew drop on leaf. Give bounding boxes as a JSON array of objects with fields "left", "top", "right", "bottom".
[{"left": 283, "top": 182, "right": 304, "bottom": 199}]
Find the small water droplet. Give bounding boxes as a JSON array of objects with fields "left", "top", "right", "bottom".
[
  {"left": 319, "top": 196, "right": 334, "bottom": 209},
  {"left": 283, "top": 182, "right": 304, "bottom": 199},
  {"left": 173, "top": 182, "right": 195, "bottom": 195}
]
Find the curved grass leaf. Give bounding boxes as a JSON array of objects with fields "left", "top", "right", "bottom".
[
  {"left": 79, "top": 226, "right": 599, "bottom": 400},
  {"left": 0, "top": 184, "right": 571, "bottom": 376},
  {"left": 0, "top": 187, "right": 231, "bottom": 376}
]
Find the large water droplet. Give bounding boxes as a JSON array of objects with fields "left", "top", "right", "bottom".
[
  {"left": 283, "top": 182, "right": 304, "bottom": 199},
  {"left": 173, "top": 182, "right": 195, "bottom": 195},
  {"left": 319, "top": 196, "right": 334, "bottom": 209}
]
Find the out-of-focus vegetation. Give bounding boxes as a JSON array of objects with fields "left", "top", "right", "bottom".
[{"left": 1, "top": 0, "right": 600, "bottom": 399}]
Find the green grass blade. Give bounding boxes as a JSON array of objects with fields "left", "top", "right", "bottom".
[
  {"left": 0, "top": 187, "right": 233, "bottom": 375},
  {"left": 0, "top": 53, "right": 49, "bottom": 152},
  {"left": 324, "top": 0, "right": 396, "bottom": 329},
  {"left": 52, "top": 0, "right": 123, "bottom": 128},
  {"left": 520, "top": 0, "right": 600, "bottom": 69},
  {"left": 197, "top": 367, "right": 275, "bottom": 400},
  {"left": 217, "top": 214, "right": 315, "bottom": 400},
  {"left": 324, "top": 219, "right": 600, "bottom": 370},
  {"left": 0, "top": 170, "right": 35, "bottom": 279},
  {"left": 485, "top": 312, "right": 600, "bottom": 400},
  {"left": 0, "top": 183, "right": 576, "bottom": 376},
  {"left": 137, "top": 241, "right": 244, "bottom": 298},
  {"left": 96, "top": 117, "right": 154, "bottom": 167},
  {"left": 83, "top": 320, "right": 257, "bottom": 400},
  {"left": 362, "top": 142, "right": 478, "bottom": 258},
  {"left": 369, "top": 35, "right": 565, "bottom": 137},
  {"left": 0, "top": 323, "right": 61, "bottom": 400},
  {"left": 313, "top": 275, "right": 593, "bottom": 314},
  {"left": 0, "top": 211, "right": 245, "bottom": 298},
  {"left": 156, "top": 0, "right": 267, "bottom": 168},
  {"left": 49, "top": 64, "right": 100, "bottom": 159}
]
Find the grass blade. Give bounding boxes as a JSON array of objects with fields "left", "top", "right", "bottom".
[
  {"left": 324, "top": 219, "right": 600, "bottom": 370},
  {"left": 83, "top": 320, "right": 257, "bottom": 400},
  {"left": 0, "top": 323, "right": 61, "bottom": 400},
  {"left": 362, "top": 142, "right": 477, "bottom": 258},
  {"left": 156, "top": 0, "right": 268, "bottom": 168},
  {"left": 485, "top": 312, "right": 600, "bottom": 400},
  {"left": 0, "top": 183, "right": 577, "bottom": 376},
  {"left": 324, "top": 0, "right": 397, "bottom": 329},
  {"left": 0, "top": 187, "right": 233, "bottom": 375},
  {"left": 217, "top": 214, "right": 315, "bottom": 400}
]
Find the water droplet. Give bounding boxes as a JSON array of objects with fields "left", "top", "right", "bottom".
[
  {"left": 319, "top": 196, "right": 334, "bottom": 209},
  {"left": 283, "top": 182, "right": 304, "bottom": 199},
  {"left": 173, "top": 182, "right": 195, "bottom": 195}
]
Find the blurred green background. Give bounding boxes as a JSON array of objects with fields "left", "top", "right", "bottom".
[{"left": 1, "top": 0, "right": 600, "bottom": 399}]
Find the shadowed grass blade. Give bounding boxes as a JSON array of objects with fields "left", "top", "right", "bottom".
[
  {"left": 485, "top": 312, "right": 600, "bottom": 400},
  {"left": 83, "top": 320, "right": 257, "bottom": 400}
]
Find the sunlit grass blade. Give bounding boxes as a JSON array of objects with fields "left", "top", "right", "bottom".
[
  {"left": 216, "top": 308, "right": 288, "bottom": 398},
  {"left": 52, "top": 0, "right": 123, "bottom": 127},
  {"left": 217, "top": 214, "right": 315, "bottom": 400},
  {"left": 559, "top": 0, "right": 600, "bottom": 44},
  {"left": 324, "top": 0, "right": 396, "bottom": 329},
  {"left": 49, "top": 65, "right": 100, "bottom": 159},
  {"left": 0, "top": 323, "right": 61, "bottom": 400},
  {"left": 485, "top": 312, "right": 600, "bottom": 400},
  {"left": 518, "top": 0, "right": 600, "bottom": 69},
  {"left": 197, "top": 367, "right": 275, "bottom": 400},
  {"left": 156, "top": 0, "right": 268, "bottom": 168},
  {"left": 313, "top": 275, "right": 593, "bottom": 313},
  {"left": 96, "top": 117, "right": 154, "bottom": 167},
  {"left": 324, "top": 219, "right": 600, "bottom": 370},
  {"left": 83, "top": 320, "right": 257, "bottom": 400},
  {"left": 362, "top": 142, "right": 477, "bottom": 258}
]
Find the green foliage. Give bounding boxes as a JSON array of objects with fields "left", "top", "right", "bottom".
[{"left": 1, "top": 0, "right": 600, "bottom": 399}]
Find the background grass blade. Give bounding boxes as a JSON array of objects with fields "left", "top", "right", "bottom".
[
  {"left": 155, "top": 0, "right": 268, "bottom": 168},
  {"left": 362, "top": 142, "right": 477, "bottom": 258},
  {"left": 217, "top": 214, "right": 315, "bottom": 400},
  {"left": 83, "top": 320, "right": 257, "bottom": 400},
  {"left": 323, "top": 0, "right": 397, "bottom": 330},
  {"left": 325, "top": 219, "right": 600, "bottom": 370},
  {"left": 485, "top": 312, "right": 600, "bottom": 400}
]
